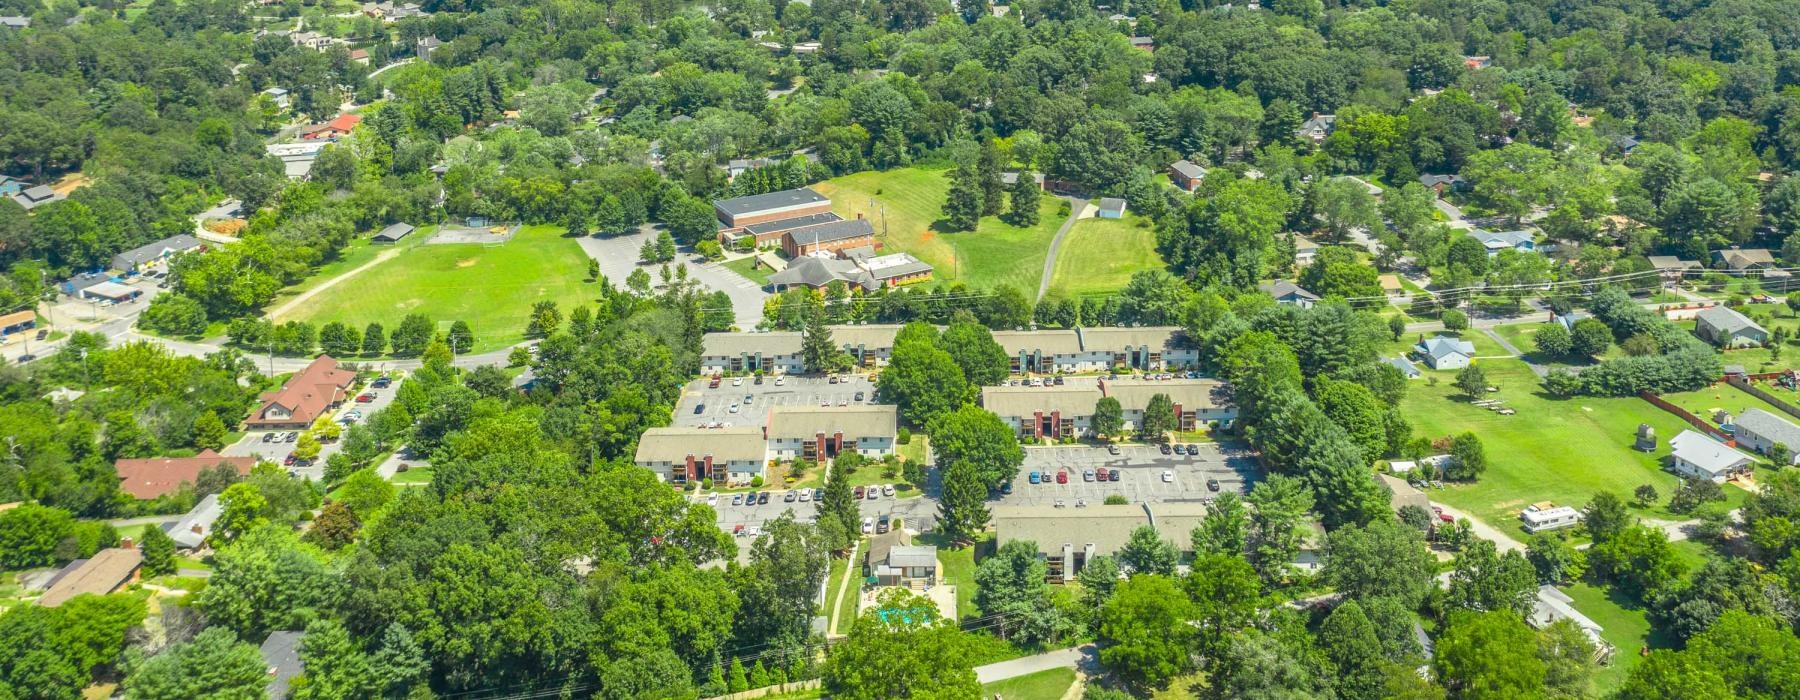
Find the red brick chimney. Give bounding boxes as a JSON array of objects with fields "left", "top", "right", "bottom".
[{"left": 120, "top": 537, "right": 136, "bottom": 550}]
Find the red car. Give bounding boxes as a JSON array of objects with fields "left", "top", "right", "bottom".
[
  {"left": 355, "top": 393, "right": 375, "bottom": 403},
  {"left": 854, "top": 486, "right": 866, "bottom": 498},
  {"left": 708, "top": 375, "right": 722, "bottom": 388},
  {"left": 1056, "top": 471, "right": 1068, "bottom": 484}
]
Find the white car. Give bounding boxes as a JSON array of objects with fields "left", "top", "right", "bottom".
[
  {"left": 707, "top": 494, "right": 719, "bottom": 506},
  {"left": 860, "top": 517, "right": 875, "bottom": 534},
  {"left": 882, "top": 484, "right": 894, "bottom": 496},
  {"left": 798, "top": 490, "right": 811, "bottom": 502},
  {"left": 775, "top": 376, "right": 785, "bottom": 386},
  {"left": 729, "top": 403, "right": 740, "bottom": 413},
  {"left": 1161, "top": 470, "right": 1175, "bottom": 483},
  {"left": 732, "top": 377, "right": 744, "bottom": 386},
  {"left": 1054, "top": 499, "right": 1066, "bottom": 508}
]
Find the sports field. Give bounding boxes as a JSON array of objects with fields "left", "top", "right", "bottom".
[
  {"left": 1045, "top": 214, "right": 1164, "bottom": 298},
  {"left": 275, "top": 224, "right": 593, "bottom": 353},
  {"left": 811, "top": 167, "right": 1066, "bottom": 293}
]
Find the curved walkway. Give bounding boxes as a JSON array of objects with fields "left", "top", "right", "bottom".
[
  {"left": 1035, "top": 197, "right": 1090, "bottom": 302},
  {"left": 265, "top": 248, "right": 401, "bottom": 320}
]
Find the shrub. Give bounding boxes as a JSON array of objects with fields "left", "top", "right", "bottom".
[
  {"left": 751, "top": 475, "right": 764, "bottom": 487},
  {"left": 1104, "top": 494, "right": 1128, "bottom": 505},
  {"left": 896, "top": 428, "right": 911, "bottom": 444}
]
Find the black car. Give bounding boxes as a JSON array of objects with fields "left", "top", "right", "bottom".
[
  {"left": 1160, "top": 443, "right": 1172, "bottom": 455},
  {"left": 262, "top": 433, "right": 276, "bottom": 443},
  {"left": 372, "top": 377, "right": 392, "bottom": 388},
  {"left": 814, "top": 488, "right": 825, "bottom": 501},
  {"left": 1109, "top": 469, "right": 1121, "bottom": 482},
  {"left": 694, "top": 404, "right": 706, "bottom": 414},
  {"left": 285, "top": 432, "right": 299, "bottom": 443},
  {"left": 1185, "top": 444, "right": 1199, "bottom": 456},
  {"left": 757, "top": 491, "right": 770, "bottom": 505},
  {"left": 33, "top": 329, "right": 46, "bottom": 341},
  {"left": 855, "top": 391, "right": 865, "bottom": 401},
  {"left": 1207, "top": 478, "right": 1221, "bottom": 492},
  {"left": 877, "top": 514, "right": 891, "bottom": 534},
  {"left": 1000, "top": 482, "right": 1013, "bottom": 495},
  {"left": 15, "top": 354, "right": 35, "bottom": 364}
]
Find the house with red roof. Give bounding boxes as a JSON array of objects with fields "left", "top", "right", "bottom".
[
  {"left": 113, "top": 450, "right": 258, "bottom": 499},
  {"left": 301, "top": 113, "right": 363, "bottom": 140},
  {"left": 246, "top": 355, "right": 357, "bottom": 430}
]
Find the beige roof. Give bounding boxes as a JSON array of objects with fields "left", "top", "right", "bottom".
[
  {"left": 633, "top": 427, "right": 767, "bottom": 463},
  {"left": 1101, "top": 378, "right": 1227, "bottom": 411},
  {"left": 701, "top": 332, "right": 801, "bottom": 357},
  {"left": 1378, "top": 474, "right": 1431, "bottom": 513},
  {"left": 828, "top": 324, "right": 904, "bottom": 350},
  {"left": 1076, "top": 326, "right": 1186, "bottom": 352},
  {"left": 993, "top": 502, "right": 1209, "bottom": 558},
  {"left": 38, "top": 548, "right": 141, "bottom": 607},
  {"left": 765, "top": 405, "right": 897, "bottom": 440},
  {"left": 981, "top": 386, "right": 1104, "bottom": 418},
  {"left": 991, "top": 329, "right": 1082, "bottom": 356}
]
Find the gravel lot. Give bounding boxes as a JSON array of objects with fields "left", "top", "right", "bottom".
[
  {"left": 998, "top": 443, "right": 1257, "bottom": 507},
  {"left": 673, "top": 374, "right": 879, "bottom": 428}
]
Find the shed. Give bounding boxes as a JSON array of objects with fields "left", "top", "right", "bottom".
[{"left": 373, "top": 222, "right": 415, "bottom": 244}]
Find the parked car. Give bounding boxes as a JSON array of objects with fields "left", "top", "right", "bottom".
[
  {"left": 1160, "top": 443, "right": 1172, "bottom": 455},
  {"left": 285, "top": 432, "right": 298, "bottom": 443},
  {"left": 262, "top": 433, "right": 276, "bottom": 443},
  {"left": 784, "top": 491, "right": 797, "bottom": 502},
  {"left": 1108, "top": 444, "right": 1120, "bottom": 455},
  {"left": 1185, "top": 444, "right": 1199, "bottom": 456},
  {"left": 1028, "top": 472, "right": 1041, "bottom": 484},
  {"left": 733, "top": 524, "right": 745, "bottom": 535},
  {"left": 882, "top": 484, "right": 894, "bottom": 496},
  {"left": 877, "top": 515, "right": 890, "bottom": 534},
  {"left": 855, "top": 391, "right": 865, "bottom": 401},
  {"left": 865, "top": 488, "right": 878, "bottom": 500},
  {"left": 814, "top": 488, "right": 825, "bottom": 501},
  {"left": 861, "top": 517, "right": 875, "bottom": 534},
  {"left": 838, "top": 398, "right": 848, "bottom": 406},
  {"left": 15, "top": 354, "right": 35, "bottom": 364},
  {"left": 709, "top": 376, "right": 722, "bottom": 388},
  {"left": 1056, "top": 471, "right": 1068, "bottom": 484},
  {"left": 284, "top": 454, "right": 297, "bottom": 466},
  {"left": 1053, "top": 376, "right": 1065, "bottom": 386},
  {"left": 756, "top": 491, "right": 770, "bottom": 505},
  {"left": 855, "top": 486, "right": 866, "bottom": 498},
  {"left": 732, "top": 377, "right": 744, "bottom": 386},
  {"left": 732, "top": 494, "right": 744, "bottom": 505},
  {"left": 1082, "top": 469, "right": 1095, "bottom": 482},
  {"left": 1000, "top": 482, "right": 1013, "bottom": 495},
  {"left": 355, "top": 393, "right": 376, "bottom": 403},
  {"left": 829, "top": 375, "right": 839, "bottom": 384},
  {"left": 1161, "top": 470, "right": 1175, "bottom": 483},
  {"left": 728, "top": 403, "right": 740, "bottom": 413},
  {"left": 1206, "top": 478, "right": 1221, "bottom": 492},
  {"left": 372, "top": 376, "right": 392, "bottom": 388},
  {"left": 775, "top": 376, "right": 785, "bottom": 386},
  {"left": 694, "top": 404, "right": 706, "bottom": 414},
  {"left": 1109, "top": 469, "right": 1121, "bottom": 482},
  {"left": 1054, "top": 499, "right": 1066, "bottom": 508},
  {"left": 33, "top": 329, "right": 46, "bottom": 341},
  {"left": 1094, "top": 468, "right": 1108, "bottom": 481},
  {"left": 798, "top": 490, "right": 811, "bottom": 502},
  {"left": 754, "top": 375, "right": 764, "bottom": 385},
  {"left": 1075, "top": 498, "right": 1088, "bottom": 507}
]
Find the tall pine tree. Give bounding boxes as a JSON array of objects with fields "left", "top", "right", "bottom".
[
  {"left": 1007, "top": 167, "right": 1041, "bottom": 226},
  {"left": 939, "top": 459, "right": 991, "bottom": 542},
  {"left": 943, "top": 164, "right": 983, "bottom": 231},
  {"left": 139, "top": 523, "right": 177, "bottom": 576},
  {"left": 978, "top": 139, "right": 1006, "bottom": 217}
]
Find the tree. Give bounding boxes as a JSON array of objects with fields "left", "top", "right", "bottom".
[
  {"left": 1433, "top": 612, "right": 1547, "bottom": 700},
  {"left": 1093, "top": 397, "right": 1124, "bottom": 439},
  {"left": 938, "top": 459, "right": 990, "bottom": 542},
  {"left": 1183, "top": 554, "right": 1262, "bottom": 661},
  {"left": 1389, "top": 315, "right": 1407, "bottom": 342},
  {"left": 1248, "top": 475, "right": 1313, "bottom": 582},
  {"left": 1325, "top": 518, "right": 1436, "bottom": 608},
  {"left": 943, "top": 163, "right": 982, "bottom": 232},
  {"left": 978, "top": 138, "right": 1006, "bottom": 217},
  {"left": 447, "top": 320, "right": 474, "bottom": 354},
  {"left": 1007, "top": 168, "right": 1042, "bottom": 226},
  {"left": 1118, "top": 525, "right": 1179, "bottom": 576},
  {"left": 1191, "top": 492, "right": 1250, "bottom": 556},
  {"left": 801, "top": 305, "right": 849, "bottom": 374},
  {"left": 937, "top": 322, "right": 1010, "bottom": 386},
  {"left": 926, "top": 406, "right": 1022, "bottom": 488},
  {"left": 134, "top": 523, "right": 177, "bottom": 578},
  {"left": 1318, "top": 600, "right": 1387, "bottom": 700},
  {"left": 389, "top": 314, "right": 434, "bottom": 355},
  {"left": 305, "top": 502, "right": 360, "bottom": 550},
  {"left": 124, "top": 627, "right": 269, "bottom": 700},
  {"left": 335, "top": 469, "right": 395, "bottom": 518},
  {"left": 1447, "top": 432, "right": 1487, "bottom": 481},
  {"left": 1454, "top": 364, "right": 1487, "bottom": 400},
  {"left": 1525, "top": 533, "right": 1585, "bottom": 585},
  {"left": 1097, "top": 575, "right": 1196, "bottom": 689},
  {"left": 318, "top": 322, "right": 361, "bottom": 357},
  {"left": 1583, "top": 491, "right": 1632, "bottom": 544},
  {"left": 1445, "top": 540, "right": 1538, "bottom": 616},
  {"left": 192, "top": 411, "right": 228, "bottom": 451},
  {"left": 1669, "top": 476, "right": 1726, "bottom": 514},
  {"left": 880, "top": 326, "right": 972, "bottom": 427},
  {"left": 1570, "top": 318, "right": 1612, "bottom": 357},
  {"left": 823, "top": 589, "right": 980, "bottom": 700},
  {"left": 361, "top": 322, "right": 386, "bottom": 355},
  {"left": 1589, "top": 524, "right": 1688, "bottom": 601},
  {"left": 196, "top": 527, "right": 342, "bottom": 638},
  {"left": 1077, "top": 555, "right": 1122, "bottom": 606},
  {"left": 215, "top": 483, "right": 268, "bottom": 542},
  {"left": 1534, "top": 323, "right": 1572, "bottom": 357},
  {"left": 1441, "top": 309, "right": 1469, "bottom": 331},
  {"left": 1139, "top": 393, "right": 1177, "bottom": 440}
]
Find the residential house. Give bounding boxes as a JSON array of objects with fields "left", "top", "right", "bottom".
[
  {"left": 865, "top": 530, "right": 937, "bottom": 585},
  {"left": 1695, "top": 306, "right": 1768, "bottom": 347},
  {"left": 1529, "top": 586, "right": 1615, "bottom": 664},
  {"left": 37, "top": 546, "right": 142, "bottom": 607},
  {"left": 113, "top": 450, "right": 258, "bottom": 500},
  {"left": 1292, "top": 235, "right": 1320, "bottom": 267},
  {"left": 111, "top": 234, "right": 201, "bottom": 274},
  {"left": 1647, "top": 256, "right": 1701, "bottom": 285},
  {"left": 259, "top": 631, "right": 308, "bottom": 700},
  {"left": 1418, "top": 174, "right": 1466, "bottom": 196},
  {"left": 1462, "top": 55, "right": 1493, "bottom": 69},
  {"left": 372, "top": 222, "right": 415, "bottom": 244},
  {"left": 981, "top": 385, "right": 1104, "bottom": 439},
  {"left": 781, "top": 218, "right": 876, "bottom": 258},
  {"left": 992, "top": 503, "right": 1209, "bottom": 581},
  {"left": 1169, "top": 160, "right": 1206, "bottom": 191},
  {"left": 1413, "top": 336, "right": 1476, "bottom": 370},
  {"left": 1711, "top": 248, "right": 1787, "bottom": 278},
  {"left": 267, "top": 141, "right": 330, "bottom": 179},
  {"left": 699, "top": 332, "right": 803, "bottom": 374},
  {"left": 1521, "top": 504, "right": 1583, "bottom": 533},
  {"left": 349, "top": 48, "right": 370, "bottom": 64},
  {"left": 246, "top": 355, "right": 356, "bottom": 430},
  {"left": 1259, "top": 280, "right": 1320, "bottom": 308},
  {"left": 1098, "top": 377, "right": 1235, "bottom": 430},
  {"left": 991, "top": 329, "right": 1084, "bottom": 373},
  {"left": 1465, "top": 229, "right": 1537, "bottom": 255},
  {"left": 1297, "top": 113, "right": 1336, "bottom": 144},
  {"left": 415, "top": 36, "right": 443, "bottom": 59},
  {"left": 1384, "top": 356, "right": 1422, "bottom": 379},
  {"left": 168, "top": 494, "right": 224, "bottom": 551},
  {"left": 1611, "top": 135, "right": 1640, "bottom": 157},
  {"left": 725, "top": 157, "right": 778, "bottom": 180},
  {"left": 301, "top": 113, "right": 362, "bottom": 140},
  {"left": 261, "top": 87, "right": 291, "bottom": 110},
  {"left": 1096, "top": 198, "right": 1128, "bottom": 219},
  {"left": 831, "top": 324, "right": 904, "bottom": 367},
  {"left": 9, "top": 184, "right": 63, "bottom": 210},
  {"left": 1668, "top": 430, "right": 1754, "bottom": 483},
  {"left": 1379, "top": 474, "right": 1433, "bottom": 516},
  {"left": 0, "top": 16, "right": 30, "bottom": 29},
  {"left": 764, "top": 405, "right": 898, "bottom": 460},
  {"left": 1128, "top": 36, "right": 1154, "bottom": 51},
  {"left": 634, "top": 426, "right": 767, "bottom": 485},
  {"left": 1730, "top": 408, "right": 1800, "bottom": 465},
  {"left": 1000, "top": 171, "right": 1046, "bottom": 190}
]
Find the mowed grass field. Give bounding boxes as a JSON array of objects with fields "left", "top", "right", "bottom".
[
  {"left": 277, "top": 224, "right": 594, "bottom": 353},
  {"left": 1045, "top": 215, "right": 1163, "bottom": 298},
  {"left": 1399, "top": 358, "right": 1761, "bottom": 533},
  {"left": 981, "top": 668, "right": 1076, "bottom": 700},
  {"left": 811, "top": 167, "right": 1066, "bottom": 293}
]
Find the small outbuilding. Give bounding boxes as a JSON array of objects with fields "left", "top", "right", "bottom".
[{"left": 372, "top": 222, "right": 415, "bottom": 244}]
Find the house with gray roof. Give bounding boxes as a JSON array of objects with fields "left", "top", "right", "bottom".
[
  {"left": 1466, "top": 228, "right": 1537, "bottom": 255},
  {"left": 1530, "top": 586, "right": 1614, "bottom": 664},
  {"left": 1168, "top": 160, "right": 1206, "bottom": 191},
  {"left": 991, "top": 329, "right": 1084, "bottom": 373},
  {"left": 1418, "top": 174, "right": 1466, "bottom": 195},
  {"left": 1730, "top": 408, "right": 1800, "bottom": 465},
  {"left": 831, "top": 324, "right": 903, "bottom": 367},
  {"left": 1711, "top": 248, "right": 1786, "bottom": 277},
  {"left": 1413, "top": 335, "right": 1476, "bottom": 370},
  {"left": 1648, "top": 256, "right": 1701, "bottom": 284},
  {"left": 700, "top": 332, "right": 803, "bottom": 374},
  {"left": 1385, "top": 356, "right": 1422, "bottom": 379},
  {"left": 1000, "top": 171, "right": 1046, "bottom": 189},
  {"left": 0, "top": 16, "right": 29, "bottom": 29},
  {"left": 1098, "top": 377, "right": 1234, "bottom": 430},
  {"left": 993, "top": 502, "right": 1210, "bottom": 581},
  {"left": 982, "top": 385, "right": 1105, "bottom": 439},
  {"left": 1297, "top": 113, "right": 1336, "bottom": 143},
  {"left": 9, "top": 184, "right": 62, "bottom": 210},
  {"left": 634, "top": 426, "right": 768, "bottom": 485},
  {"left": 1074, "top": 326, "right": 1199, "bottom": 370},
  {"left": 765, "top": 405, "right": 897, "bottom": 460},
  {"left": 111, "top": 234, "right": 201, "bottom": 274},
  {"left": 1695, "top": 306, "right": 1768, "bottom": 347},
  {"left": 768, "top": 256, "right": 876, "bottom": 292},
  {"left": 259, "top": 631, "right": 307, "bottom": 699},
  {"left": 1668, "top": 429, "right": 1753, "bottom": 483},
  {"left": 169, "top": 494, "right": 223, "bottom": 551},
  {"left": 865, "top": 530, "right": 937, "bottom": 584},
  {"left": 1259, "top": 280, "right": 1319, "bottom": 308},
  {"left": 372, "top": 222, "right": 415, "bottom": 244}
]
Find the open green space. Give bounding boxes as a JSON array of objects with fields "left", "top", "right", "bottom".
[
  {"left": 723, "top": 256, "right": 775, "bottom": 287},
  {"left": 825, "top": 554, "right": 856, "bottom": 633},
  {"left": 390, "top": 465, "right": 434, "bottom": 485},
  {"left": 1378, "top": 329, "right": 1511, "bottom": 361},
  {"left": 1561, "top": 583, "right": 1656, "bottom": 694},
  {"left": 276, "top": 224, "right": 594, "bottom": 354},
  {"left": 1399, "top": 359, "right": 1757, "bottom": 534},
  {"left": 980, "top": 667, "right": 1077, "bottom": 700},
  {"left": 919, "top": 531, "right": 983, "bottom": 622},
  {"left": 812, "top": 167, "right": 1066, "bottom": 292},
  {"left": 1045, "top": 214, "right": 1164, "bottom": 298}
]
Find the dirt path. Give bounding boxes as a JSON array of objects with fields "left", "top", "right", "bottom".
[
  {"left": 266, "top": 248, "right": 401, "bottom": 320},
  {"left": 1433, "top": 502, "right": 1526, "bottom": 553}
]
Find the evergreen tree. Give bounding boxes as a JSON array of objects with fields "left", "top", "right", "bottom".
[
  {"left": 139, "top": 523, "right": 177, "bottom": 576},
  {"left": 593, "top": 195, "right": 627, "bottom": 235},
  {"left": 1007, "top": 167, "right": 1042, "bottom": 226},
  {"left": 447, "top": 320, "right": 474, "bottom": 354},
  {"left": 944, "top": 164, "right": 983, "bottom": 231},
  {"left": 193, "top": 411, "right": 227, "bottom": 451},
  {"left": 819, "top": 459, "right": 860, "bottom": 552},
  {"left": 939, "top": 459, "right": 991, "bottom": 542},
  {"left": 728, "top": 658, "right": 749, "bottom": 692},
  {"left": 801, "top": 302, "right": 847, "bottom": 373},
  {"left": 1139, "top": 392, "right": 1177, "bottom": 439},
  {"left": 978, "top": 139, "right": 1006, "bottom": 217}
]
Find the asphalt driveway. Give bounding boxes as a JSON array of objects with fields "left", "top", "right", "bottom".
[{"left": 576, "top": 226, "right": 767, "bottom": 329}]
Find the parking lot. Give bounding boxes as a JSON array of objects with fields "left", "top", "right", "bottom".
[
  {"left": 223, "top": 374, "right": 405, "bottom": 481},
  {"left": 998, "top": 443, "right": 1257, "bottom": 506},
  {"left": 700, "top": 483, "right": 938, "bottom": 561},
  {"left": 672, "top": 374, "right": 879, "bottom": 427}
]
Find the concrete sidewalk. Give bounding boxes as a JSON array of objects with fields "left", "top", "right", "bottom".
[{"left": 974, "top": 644, "right": 1097, "bottom": 684}]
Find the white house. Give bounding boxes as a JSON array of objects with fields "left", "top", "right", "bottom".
[
  {"left": 1668, "top": 430, "right": 1754, "bottom": 483},
  {"left": 1465, "top": 229, "right": 1537, "bottom": 255},
  {"left": 1520, "top": 504, "right": 1583, "bottom": 533},
  {"left": 764, "top": 405, "right": 897, "bottom": 461},
  {"left": 1414, "top": 336, "right": 1476, "bottom": 370},
  {"left": 1530, "top": 586, "right": 1615, "bottom": 663},
  {"left": 634, "top": 427, "right": 768, "bottom": 486},
  {"left": 699, "top": 332, "right": 804, "bottom": 375}
]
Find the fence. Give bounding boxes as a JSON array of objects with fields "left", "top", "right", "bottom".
[
  {"left": 1727, "top": 375, "right": 1800, "bottom": 422},
  {"left": 1639, "top": 390, "right": 1735, "bottom": 444}
]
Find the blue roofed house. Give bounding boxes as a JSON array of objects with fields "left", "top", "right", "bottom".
[
  {"left": 1414, "top": 336, "right": 1476, "bottom": 370},
  {"left": 1466, "top": 229, "right": 1536, "bottom": 256},
  {"left": 1385, "top": 356, "right": 1422, "bottom": 379}
]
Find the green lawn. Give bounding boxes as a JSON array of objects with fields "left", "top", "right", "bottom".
[
  {"left": 825, "top": 554, "right": 857, "bottom": 634},
  {"left": 1400, "top": 359, "right": 1758, "bottom": 535},
  {"left": 812, "top": 167, "right": 1066, "bottom": 292},
  {"left": 1488, "top": 322, "right": 1605, "bottom": 369},
  {"left": 390, "top": 465, "right": 434, "bottom": 485},
  {"left": 1561, "top": 583, "right": 1662, "bottom": 694},
  {"left": 1045, "top": 214, "right": 1165, "bottom": 298},
  {"left": 980, "top": 668, "right": 1076, "bottom": 700},
  {"left": 919, "top": 531, "right": 983, "bottom": 621},
  {"left": 276, "top": 225, "right": 595, "bottom": 354},
  {"left": 723, "top": 256, "right": 775, "bottom": 287}
]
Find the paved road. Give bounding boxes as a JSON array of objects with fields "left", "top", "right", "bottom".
[
  {"left": 974, "top": 644, "right": 1098, "bottom": 684},
  {"left": 576, "top": 226, "right": 767, "bottom": 329},
  {"left": 1035, "top": 197, "right": 1090, "bottom": 302}
]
